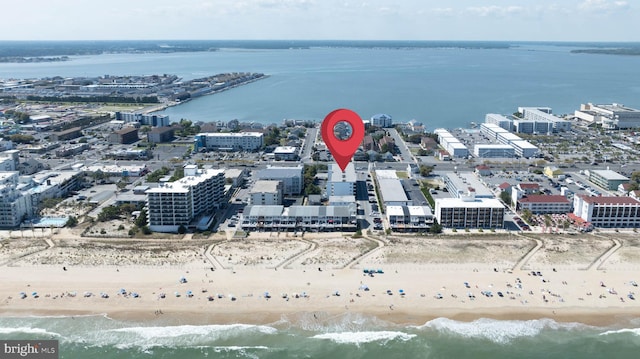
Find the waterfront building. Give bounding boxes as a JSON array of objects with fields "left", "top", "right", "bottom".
[
  {"left": 249, "top": 180, "right": 283, "bottom": 205},
  {"left": 255, "top": 165, "right": 303, "bottom": 195},
  {"left": 327, "top": 163, "right": 356, "bottom": 197},
  {"left": 589, "top": 169, "right": 630, "bottom": 191},
  {"left": 512, "top": 118, "right": 554, "bottom": 135},
  {"left": 115, "top": 112, "right": 170, "bottom": 127},
  {"left": 473, "top": 144, "right": 515, "bottom": 158},
  {"left": 146, "top": 166, "right": 225, "bottom": 232},
  {"left": 521, "top": 108, "right": 571, "bottom": 132},
  {"left": 370, "top": 113, "right": 393, "bottom": 128},
  {"left": 0, "top": 170, "right": 82, "bottom": 228},
  {"left": 240, "top": 205, "right": 356, "bottom": 232},
  {"left": 444, "top": 172, "right": 494, "bottom": 199},
  {"left": 517, "top": 195, "right": 572, "bottom": 214},
  {"left": 194, "top": 132, "right": 264, "bottom": 151},
  {"left": 484, "top": 114, "right": 513, "bottom": 131},
  {"left": 435, "top": 196, "right": 505, "bottom": 229},
  {"left": 573, "top": 195, "right": 640, "bottom": 228},
  {"left": 575, "top": 103, "right": 640, "bottom": 129},
  {"left": 386, "top": 205, "right": 434, "bottom": 232}
]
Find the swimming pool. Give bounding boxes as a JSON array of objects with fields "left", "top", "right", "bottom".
[{"left": 28, "top": 217, "right": 69, "bottom": 228}]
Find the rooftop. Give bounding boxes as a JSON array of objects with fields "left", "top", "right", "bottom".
[
  {"left": 436, "top": 197, "right": 505, "bottom": 209},
  {"left": 590, "top": 169, "right": 630, "bottom": 181},
  {"left": 378, "top": 178, "right": 409, "bottom": 203},
  {"left": 578, "top": 195, "right": 640, "bottom": 205},
  {"left": 519, "top": 195, "right": 570, "bottom": 204},
  {"left": 251, "top": 180, "right": 281, "bottom": 193}
]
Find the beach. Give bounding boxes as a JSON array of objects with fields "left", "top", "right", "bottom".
[{"left": 2, "top": 230, "right": 640, "bottom": 327}]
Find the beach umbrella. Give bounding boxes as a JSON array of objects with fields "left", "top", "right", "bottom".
[
  {"left": 132, "top": 292, "right": 139, "bottom": 298},
  {"left": 174, "top": 292, "right": 180, "bottom": 297},
  {"left": 31, "top": 292, "right": 38, "bottom": 297},
  {"left": 119, "top": 288, "right": 127, "bottom": 295},
  {"left": 19, "top": 292, "right": 26, "bottom": 299},
  {"left": 186, "top": 290, "right": 193, "bottom": 297}
]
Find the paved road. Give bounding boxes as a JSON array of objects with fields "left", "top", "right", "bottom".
[
  {"left": 388, "top": 128, "right": 416, "bottom": 164},
  {"left": 300, "top": 127, "right": 318, "bottom": 163}
]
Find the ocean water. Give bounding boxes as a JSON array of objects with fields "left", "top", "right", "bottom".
[
  {"left": 1, "top": 41, "right": 640, "bottom": 128},
  {"left": 1, "top": 314, "right": 640, "bottom": 358}
]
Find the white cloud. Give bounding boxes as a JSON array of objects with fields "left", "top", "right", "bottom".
[
  {"left": 466, "top": 5, "right": 524, "bottom": 17},
  {"left": 429, "top": 7, "right": 455, "bottom": 17},
  {"left": 578, "top": 0, "right": 629, "bottom": 12}
]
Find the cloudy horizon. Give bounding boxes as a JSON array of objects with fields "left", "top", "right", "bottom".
[{"left": 2, "top": 0, "right": 637, "bottom": 42}]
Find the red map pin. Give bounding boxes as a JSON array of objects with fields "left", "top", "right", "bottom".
[{"left": 321, "top": 108, "right": 365, "bottom": 172}]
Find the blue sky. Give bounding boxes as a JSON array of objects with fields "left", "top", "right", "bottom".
[{"left": 3, "top": 0, "right": 637, "bottom": 41}]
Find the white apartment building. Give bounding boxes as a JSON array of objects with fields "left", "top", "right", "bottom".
[
  {"left": 573, "top": 195, "right": 640, "bottom": 228},
  {"left": 575, "top": 103, "right": 640, "bottom": 129},
  {"left": 386, "top": 205, "right": 434, "bottom": 232},
  {"left": 146, "top": 166, "right": 225, "bottom": 232},
  {"left": 255, "top": 165, "right": 303, "bottom": 195},
  {"left": 473, "top": 144, "right": 515, "bottom": 158},
  {"left": 434, "top": 128, "right": 468, "bottom": 158},
  {"left": 240, "top": 205, "right": 356, "bottom": 232},
  {"left": 194, "top": 132, "right": 264, "bottom": 151},
  {"left": 0, "top": 170, "right": 83, "bottom": 228},
  {"left": 485, "top": 114, "right": 513, "bottom": 131},
  {"left": 249, "top": 180, "right": 283, "bottom": 205},
  {"left": 480, "top": 123, "right": 509, "bottom": 141},
  {"left": 510, "top": 140, "right": 539, "bottom": 158},
  {"left": 435, "top": 197, "right": 505, "bottom": 229},
  {"left": 326, "top": 163, "right": 356, "bottom": 196},
  {"left": 521, "top": 108, "right": 571, "bottom": 132},
  {"left": 370, "top": 113, "right": 393, "bottom": 128}
]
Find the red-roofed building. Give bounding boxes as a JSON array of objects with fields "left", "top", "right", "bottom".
[
  {"left": 517, "top": 195, "right": 572, "bottom": 214},
  {"left": 618, "top": 182, "right": 633, "bottom": 194},
  {"left": 498, "top": 182, "right": 512, "bottom": 192},
  {"left": 517, "top": 183, "right": 540, "bottom": 195},
  {"left": 573, "top": 195, "right": 640, "bottom": 228},
  {"left": 631, "top": 190, "right": 640, "bottom": 201}
]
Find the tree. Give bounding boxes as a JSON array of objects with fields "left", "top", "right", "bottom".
[
  {"left": 178, "top": 224, "right": 187, "bottom": 234},
  {"left": 521, "top": 209, "right": 533, "bottom": 224},
  {"left": 135, "top": 209, "right": 148, "bottom": 228},
  {"left": 429, "top": 219, "right": 442, "bottom": 234},
  {"left": 98, "top": 205, "right": 121, "bottom": 222},
  {"left": 116, "top": 180, "right": 128, "bottom": 190},
  {"left": 66, "top": 216, "right": 78, "bottom": 227},
  {"left": 419, "top": 165, "right": 434, "bottom": 177},
  {"left": 499, "top": 191, "right": 512, "bottom": 206}
]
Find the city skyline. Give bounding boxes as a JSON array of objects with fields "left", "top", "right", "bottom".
[{"left": 1, "top": 0, "right": 638, "bottom": 42}]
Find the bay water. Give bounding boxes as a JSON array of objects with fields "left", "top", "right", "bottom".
[{"left": 1, "top": 42, "right": 639, "bottom": 128}]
